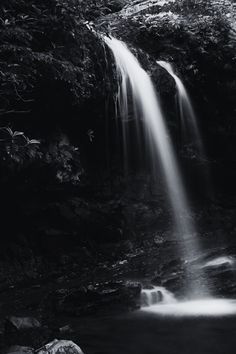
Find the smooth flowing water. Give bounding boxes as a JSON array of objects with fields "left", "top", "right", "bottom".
[
  {"left": 140, "top": 286, "right": 236, "bottom": 317},
  {"left": 157, "top": 60, "right": 205, "bottom": 160},
  {"left": 104, "top": 36, "right": 207, "bottom": 297}
]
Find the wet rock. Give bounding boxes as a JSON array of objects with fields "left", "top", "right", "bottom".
[
  {"left": 162, "top": 258, "right": 183, "bottom": 271},
  {"left": 48, "top": 287, "right": 96, "bottom": 316},
  {"left": 37, "top": 339, "right": 83, "bottom": 354},
  {"left": 153, "top": 235, "right": 164, "bottom": 245},
  {"left": 5, "top": 317, "right": 41, "bottom": 331},
  {"left": 151, "top": 275, "right": 162, "bottom": 285},
  {"left": 59, "top": 325, "right": 73, "bottom": 334},
  {"left": 4, "top": 316, "right": 50, "bottom": 348},
  {"left": 46, "top": 281, "right": 141, "bottom": 316},
  {"left": 4, "top": 346, "right": 34, "bottom": 354},
  {"left": 162, "top": 273, "right": 184, "bottom": 294},
  {"left": 203, "top": 256, "right": 235, "bottom": 268},
  {"left": 206, "top": 267, "right": 236, "bottom": 297},
  {"left": 157, "top": 290, "right": 164, "bottom": 302}
]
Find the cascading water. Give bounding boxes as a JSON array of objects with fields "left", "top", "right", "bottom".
[
  {"left": 141, "top": 287, "right": 177, "bottom": 307},
  {"left": 156, "top": 60, "right": 205, "bottom": 160},
  {"left": 104, "top": 36, "right": 208, "bottom": 297},
  {"left": 140, "top": 286, "right": 236, "bottom": 316}
]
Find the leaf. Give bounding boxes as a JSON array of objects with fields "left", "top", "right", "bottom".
[
  {"left": 28, "top": 139, "right": 41, "bottom": 144},
  {"left": 12, "top": 131, "right": 24, "bottom": 137},
  {"left": 5, "top": 127, "right": 14, "bottom": 137}
]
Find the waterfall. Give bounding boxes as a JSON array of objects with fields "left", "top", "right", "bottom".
[
  {"left": 104, "top": 36, "right": 208, "bottom": 297},
  {"left": 156, "top": 61, "right": 205, "bottom": 160},
  {"left": 141, "top": 287, "right": 177, "bottom": 307}
]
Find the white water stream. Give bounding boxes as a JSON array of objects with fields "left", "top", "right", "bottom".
[
  {"left": 157, "top": 60, "right": 205, "bottom": 160},
  {"left": 104, "top": 36, "right": 208, "bottom": 297},
  {"left": 141, "top": 286, "right": 236, "bottom": 317},
  {"left": 104, "top": 35, "right": 236, "bottom": 316}
]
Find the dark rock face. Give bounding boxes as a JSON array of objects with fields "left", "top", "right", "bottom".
[
  {"left": 203, "top": 262, "right": 236, "bottom": 297},
  {"left": 44, "top": 281, "right": 141, "bottom": 316}
]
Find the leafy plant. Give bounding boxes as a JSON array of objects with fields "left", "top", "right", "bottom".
[
  {"left": 0, "top": 126, "right": 40, "bottom": 166},
  {"left": 0, "top": 127, "right": 84, "bottom": 185},
  {"left": 43, "top": 135, "right": 84, "bottom": 184},
  {"left": 0, "top": 0, "right": 118, "bottom": 119}
]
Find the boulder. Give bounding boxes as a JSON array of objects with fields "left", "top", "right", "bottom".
[
  {"left": 5, "top": 317, "right": 41, "bottom": 332},
  {"left": 59, "top": 325, "right": 73, "bottom": 334},
  {"left": 37, "top": 339, "right": 83, "bottom": 354},
  {"left": 4, "top": 316, "right": 49, "bottom": 348}
]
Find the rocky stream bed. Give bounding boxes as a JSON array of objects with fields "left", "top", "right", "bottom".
[{"left": 0, "top": 188, "right": 236, "bottom": 353}]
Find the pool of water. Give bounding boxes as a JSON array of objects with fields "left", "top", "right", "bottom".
[
  {"left": 73, "top": 310, "right": 236, "bottom": 354},
  {"left": 142, "top": 298, "right": 236, "bottom": 317}
]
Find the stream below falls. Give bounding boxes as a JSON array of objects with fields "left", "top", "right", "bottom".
[{"left": 70, "top": 310, "right": 236, "bottom": 354}]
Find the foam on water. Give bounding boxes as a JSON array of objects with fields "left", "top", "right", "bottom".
[
  {"left": 142, "top": 299, "right": 236, "bottom": 317},
  {"left": 141, "top": 287, "right": 236, "bottom": 317}
]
